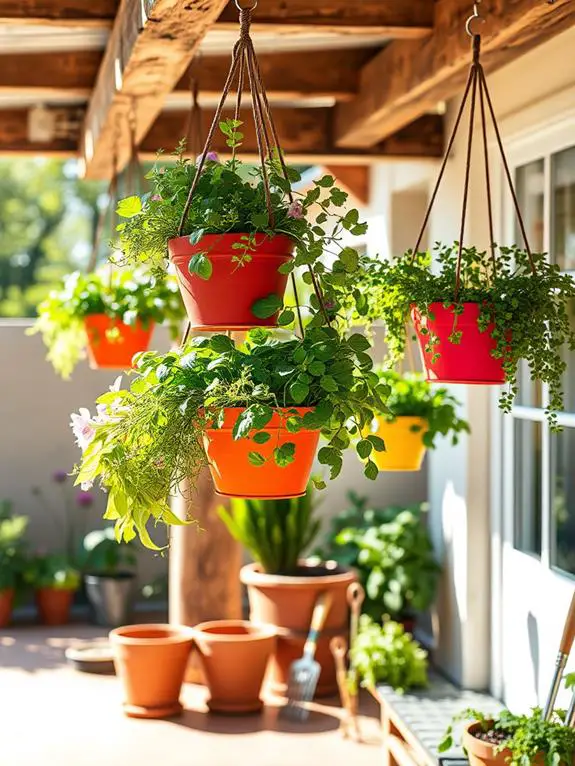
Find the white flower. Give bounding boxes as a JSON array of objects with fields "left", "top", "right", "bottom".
[
  {"left": 81, "top": 481, "right": 94, "bottom": 491},
  {"left": 70, "top": 408, "right": 96, "bottom": 451},
  {"left": 110, "top": 376, "right": 123, "bottom": 393}
]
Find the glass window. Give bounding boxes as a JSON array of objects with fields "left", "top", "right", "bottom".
[
  {"left": 551, "top": 146, "right": 575, "bottom": 270},
  {"left": 515, "top": 159, "right": 545, "bottom": 252},
  {"left": 513, "top": 418, "right": 542, "bottom": 557},
  {"left": 551, "top": 428, "right": 575, "bottom": 575}
]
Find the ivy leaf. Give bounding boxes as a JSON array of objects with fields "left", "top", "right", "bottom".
[
  {"left": 209, "top": 334, "right": 235, "bottom": 353},
  {"left": 252, "top": 294, "right": 282, "bottom": 319},
  {"left": 315, "top": 175, "right": 335, "bottom": 188},
  {"left": 116, "top": 196, "right": 142, "bottom": 218},
  {"left": 251, "top": 212, "right": 269, "bottom": 228},
  {"left": 289, "top": 380, "right": 309, "bottom": 404},
  {"left": 320, "top": 375, "right": 338, "bottom": 392},
  {"left": 357, "top": 439, "right": 373, "bottom": 459},
  {"left": 274, "top": 442, "right": 296, "bottom": 467},
  {"left": 253, "top": 432, "right": 271, "bottom": 445},
  {"left": 233, "top": 404, "right": 274, "bottom": 440},
  {"left": 188, "top": 253, "right": 212, "bottom": 280},
  {"left": 364, "top": 460, "right": 379, "bottom": 481},
  {"left": 188, "top": 229, "right": 205, "bottom": 246},
  {"left": 248, "top": 451, "right": 266, "bottom": 467},
  {"left": 348, "top": 333, "right": 371, "bottom": 353},
  {"left": 277, "top": 309, "right": 295, "bottom": 326},
  {"left": 308, "top": 360, "right": 326, "bottom": 377}
]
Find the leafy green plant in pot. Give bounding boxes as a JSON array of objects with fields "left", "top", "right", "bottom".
[
  {"left": 29, "top": 267, "right": 185, "bottom": 378},
  {"left": 317, "top": 494, "right": 441, "bottom": 630},
  {"left": 78, "top": 527, "right": 138, "bottom": 627},
  {"left": 24, "top": 553, "right": 80, "bottom": 626},
  {"left": 0, "top": 502, "right": 29, "bottom": 628},
  {"left": 365, "top": 371, "right": 470, "bottom": 471},
  {"left": 217, "top": 484, "right": 357, "bottom": 698}
]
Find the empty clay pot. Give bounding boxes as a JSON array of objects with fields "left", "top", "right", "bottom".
[
  {"left": 35, "top": 587, "right": 75, "bottom": 626},
  {"left": 192, "top": 620, "right": 276, "bottom": 714},
  {"left": 109, "top": 624, "right": 194, "bottom": 719}
]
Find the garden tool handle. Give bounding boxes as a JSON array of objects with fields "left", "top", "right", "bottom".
[
  {"left": 330, "top": 636, "right": 353, "bottom": 716},
  {"left": 543, "top": 589, "right": 575, "bottom": 720},
  {"left": 348, "top": 582, "right": 365, "bottom": 647},
  {"left": 303, "top": 591, "right": 334, "bottom": 657},
  {"left": 559, "top": 590, "right": 575, "bottom": 655}
]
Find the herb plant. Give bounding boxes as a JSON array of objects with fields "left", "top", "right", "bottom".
[
  {"left": 439, "top": 707, "right": 575, "bottom": 766},
  {"left": 358, "top": 243, "right": 575, "bottom": 429},
  {"left": 71, "top": 329, "right": 389, "bottom": 548},
  {"left": 316, "top": 494, "right": 441, "bottom": 621},
  {"left": 0, "top": 502, "right": 29, "bottom": 591},
  {"left": 217, "top": 484, "right": 320, "bottom": 575},
  {"left": 24, "top": 553, "right": 81, "bottom": 591},
  {"left": 350, "top": 614, "right": 429, "bottom": 692},
  {"left": 78, "top": 527, "right": 137, "bottom": 576},
  {"left": 29, "top": 268, "right": 185, "bottom": 378}
]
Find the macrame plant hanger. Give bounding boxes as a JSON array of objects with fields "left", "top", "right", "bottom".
[
  {"left": 410, "top": 0, "right": 537, "bottom": 302},
  {"left": 177, "top": 0, "right": 330, "bottom": 347}
]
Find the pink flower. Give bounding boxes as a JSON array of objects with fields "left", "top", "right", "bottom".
[
  {"left": 151, "top": 194, "right": 162, "bottom": 201},
  {"left": 76, "top": 490, "right": 94, "bottom": 507},
  {"left": 70, "top": 408, "right": 96, "bottom": 451},
  {"left": 204, "top": 151, "right": 219, "bottom": 163},
  {"left": 287, "top": 200, "right": 304, "bottom": 220}
]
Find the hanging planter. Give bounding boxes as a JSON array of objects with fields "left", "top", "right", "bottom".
[
  {"left": 169, "top": 233, "right": 294, "bottom": 331},
  {"left": 368, "top": 416, "right": 428, "bottom": 472},
  {"left": 84, "top": 314, "right": 154, "bottom": 370}
]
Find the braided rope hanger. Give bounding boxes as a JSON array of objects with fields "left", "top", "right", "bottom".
[{"left": 411, "top": 0, "right": 537, "bottom": 302}]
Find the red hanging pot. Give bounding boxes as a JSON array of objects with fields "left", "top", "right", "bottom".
[
  {"left": 203, "top": 407, "right": 320, "bottom": 499},
  {"left": 84, "top": 315, "right": 154, "bottom": 371},
  {"left": 412, "top": 302, "right": 506, "bottom": 385},
  {"left": 169, "top": 233, "right": 294, "bottom": 331}
]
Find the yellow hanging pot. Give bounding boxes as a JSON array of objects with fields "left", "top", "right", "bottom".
[{"left": 367, "top": 416, "right": 428, "bottom": 472}]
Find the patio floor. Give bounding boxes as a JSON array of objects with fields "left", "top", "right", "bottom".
[{"left": 0, "top": 624, "right": 382, "bottom": 766}]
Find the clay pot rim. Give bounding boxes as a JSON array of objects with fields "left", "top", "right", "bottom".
[
  {"left": 204, "top": 406, "right": 317, "bottom": 433},
  {"left": 463, "top": 720, "right": 512, "bottom": 761},
  {"left": 168, "top": 232, "right": 295, "bottom": 248},
  {"left": 378, "top": 414, "right": 428, "bottom": 426},
  {"left": 240, "top": 560, "right": 356, "bottom": 588},
  {"left": 191, "top": 619, "right": 277, "bottom": 642},
  {"left": 109, "top": 623, "right": 195, "bottom": 645},
  {"left": 83, "top": 314, "right": 154, "bottom": 326}
]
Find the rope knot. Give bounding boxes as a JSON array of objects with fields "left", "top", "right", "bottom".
[{"left": 239, "top": 8, "right": 252, "bottom": 38}]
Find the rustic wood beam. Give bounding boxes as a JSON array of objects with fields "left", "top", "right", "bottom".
[
  {"left": 0, "top": 51, "right": 101, "bottom": 98},
  {"left": 0, "top": 109, "right": 79, "bottom": 155},
  {"left": 0, "top": 0, "right": 118, "bottom": 26},
  {"left": 80, "top": 0, "right": 229, "bottom": 180},
  {"left": 335, "top": 0, "right": 575, "bottom": 148}
]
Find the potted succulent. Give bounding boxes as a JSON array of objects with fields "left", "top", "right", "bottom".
[
  {"left": 217, "top": 484, "right": 356, "bottom": 697},
  {"left": 70, "top": 328, "right": 389, "bottom": 547},
  {"left": 439, "top": 707, "right": 575, "bottom": 766},
  {"left": 191, "top": 620, "right": 276, "bottom": 713},
  {"left": 350, "top": 614, "right": 429, "bottom": 693},
  {"left": 78, "top": 527, "right": 137, "bottom": 627},
  {"left": 25, "top": 553, "right": 81, "bottom": 626},
  {"left": 317, "top": 494, "right": 441, "bottom": 631},
  {"left": 0, "top": 502, "right": 29, "bottom": 628},
  {"left": 361, "top": 243, "right": 575, "bottom": 429},
  {"left": 366, "top": 371, "right": 469, "bottom": 471},
  {"left": 29, "top": 267, "right": 185, "bottom": 378},
  {"left": 114, "top": 125, "right": 368, "bottom": 333},
  {"left": 109, "top": 623, "right": 194, "bottom": 719}
]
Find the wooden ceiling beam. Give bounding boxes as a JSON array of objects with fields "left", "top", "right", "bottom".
[
  {"left": 0, "top": 0, "right": 118, "bottom": 26},
  {"left": 0, "top": 109, "right": 79, "bottom": 156},
  {"left": 80, "top": 0, "right": 229, "bottom": 180},
  {"left": 0, "top": 51, "right": 101, "bottom": 98},
  {"left": 334, "top": 0, "right": 575, "bottom": 148}
]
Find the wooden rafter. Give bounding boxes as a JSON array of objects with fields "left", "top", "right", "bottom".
[
  {"left": 0, "top": 0, "right": 118, "bottom": 26},
  {"left": 335, "top": 0, "right": 575, "bottom": 148}
]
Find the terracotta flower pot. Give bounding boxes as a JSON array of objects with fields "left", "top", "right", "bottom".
[
  {"left": 35, "top": 587, "right": 75, "bottom": 626},
  {"left": 367, "top": 415, "right": 428, "bottom": 471},
  {"left": 84, "top": 314, "right": 154, "bottom": 370},
  {"left": 169, "top": 233, "right": 294, "bottom": 331},
  {"left": 109, "top": 624, "right": 194, "bottom": 719},
  {"left": 463, "top": 722, "right": 511, "bottom": 766},
  {"left": 204, "top": 407, "right": 320, "bottom": 499},
  {"left": 412, "top": 302, "right": 506, "bottom": 384},
  {"left": 192, "top": 620, "right": 276, "bottom": 714},
  {"left": 241, "top": 561, "right": 356, "bottom": 697},
  {"left": 0, "top": 588, "right": 14, "bottom": 628}
]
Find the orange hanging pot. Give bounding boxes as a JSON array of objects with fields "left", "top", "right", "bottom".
[
  {"left": 169, "top": 233, "right": 294, "bottom": 331},
  {"left": 412, "top": 302, "right": 506, "bottom": 385},
  {"left": 366, "top": 415, "right": 428, "bottom": 472},
  {"left": 84, "top": 314, "right": 154, "bottom": 371},
  {"left": 204, "top": 407, "right": 320, "bottom": 499}
]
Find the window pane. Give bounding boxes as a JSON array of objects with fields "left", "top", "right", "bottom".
[
  {"left": 516, "top": 359, "right": 543, "bottom": 408},
  {"left": 514, "top": 419, "right": 542, "bottom": 557},
  {"left": 516, "top": 159, "right": 545, "bottom": 252},
  {"left": 551, "top": 428, "right": 575, "bottom": 575},
  {"left": 551, "top": 146, "right": 575, "bottom": 270}
]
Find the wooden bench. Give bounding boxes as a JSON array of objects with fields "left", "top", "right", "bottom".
[{"left": 372, "top": 671, "right": 503, "bottom": 766}]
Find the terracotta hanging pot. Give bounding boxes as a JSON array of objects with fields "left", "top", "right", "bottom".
[
  {"left": 412, "top": 302, "right": 506, "bottom": 384},
  {"left": 367, "top": 415, "right": 428, "bottom": 472},
  {"left": 84, "top": 314, "right": 154, "bottom": 370},
  {"left": 35, "top": 588, "right": 75, "bottom": 626},
  {"left": 0, "top": 588, "right": 14, "bottom": 628},
  {"left": 109, "top": 624, "right": 194, "bottom": 719},
  {"left": 169, "top": 233, "right": 294, "bottom": 331},
  {"left": 204, "top": 407, "right": 320, "bottom": 499},
  {"left": 463, "top": 722, "right": 512, "bottom": 766},
  {"left": 191, "top": 620, "right": 276, "bottom": 714},
  {"left": 240, "top": 561, "right": 356, "bottom": 697}
]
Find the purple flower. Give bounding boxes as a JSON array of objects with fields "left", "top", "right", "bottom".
[
  {"left": 76, "top": 491, "right": 94, "bottom": 508},
  {"left": 287, "top": 200, "right": 304, "bottom": 220},
  {"left": 52, "top": 470, "right": 68, "bottom": 484},
  {"left": 205, "top": 151, "right": 219, "bottom": 163}
]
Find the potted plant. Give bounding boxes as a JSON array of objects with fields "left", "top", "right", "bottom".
[
  {"left": 0, "top": 502, "right": 29, "bottom": 628},
  {"left": 24, "top": 553, "right": 81, "bottom": 626},
  {"left": 70, "top": 328, "right": 389, "bottom": 547},
  {"left": 439, "top": 707, "right": 575, "bottom": 766},
  {"left": 316, "top": 494, "right": 441, "bottom": 631},
  {"left": 350, "top": 614, "right": 429, "bottom": 693},
  {"left": 191, "top": 620, "right": 276, "bottom": 713},
  {"left": 361, "top": 243, "right": 575, "bottom": 429},
  {"left": 109, "top": 623, "right": 194, "bottom": 719},
  {"left": 78, "top": 527, "right": 137, "bottom": 627},
  {"left": 366, "top": 371, "right": 469, "bottom": 471},
  {"left": 217, "top": 484, "right": 356, "bottom": 697},
  {"left": 114, "top": 127, "right": 368, "bottom": 332},
  {"left": 29, "top": 267, "right": 185, "bottom": 378}
]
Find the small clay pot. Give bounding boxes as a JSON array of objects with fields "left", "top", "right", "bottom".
[
  {"left": 35, "top": 588, "right": 75, "bottom": 626},
  {"left": 192, "top": 620, "right": 276, "bottom": 714},
  {"left": 0, "top": 588, "right": 14, "bottom": 628},
  {"left": 463, "top": 722, "right": 511, "bottom": 766},
  {"left": 109, "top": 624, "right": 194, "bottom": 719}
]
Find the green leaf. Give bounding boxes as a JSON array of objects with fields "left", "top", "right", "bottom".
[
  {"left": 320, "top": 375, "right": 338, "bottom": 393},
  {"left": 252, "top": 294, "right": 283, "bottom": 319},
  {"left": 233, "top": 404, "right": 274, "bottom": 439},
  {"left": 278, "top": 260, "right": 294, "bottom": 275},
  {"left": 340, "top": 247, "right": 359, "bottom": 272},
  {"left": 278, "top": 309, "right": 295, "bottom": 326},
  {"left": 248, "top": 451, "right": 266, "bottom": 467},
  {"left": 188, "top": 253, "right": 212, "bottom": 280},
  {"left": 274, "top": 442, "right": 296, "bottom": 468},
  {"left": 251, "top": 212, "right": 269, "bottom": 228},
  {"left": 289, "top": 380, "right": 310, "bottom": 404},
  {"left": 116, "top": 195, "right": 142, "bottom": 218},
  {"left": 308, "top": 360, "right": 326, "bottom": 377},
  {"left": 209, "top": 334, "right": 235, "bottom": 353},
  {"left": 357, "top": 439, "right": 373, "bottom": 459},
  {"left": 315, "top": 175, "right": 334, "bottom": 188},
  {"left": 188, "top": 229, "right": 205, "bottom": 246},
  {"left": 312, "top": 477, "right": 327, "bottom": 491},
  {"left": 253, "top": 431, "right": 271, "bottom": 445},
  {"left": 348, "top": 333, "right": 371, "bottom": 352},
  {"left": 367, "top": 435, "right": 386, "bottom": 452},
  {"left": 364, "top": 460, "right": 378, "bottom": 481}
]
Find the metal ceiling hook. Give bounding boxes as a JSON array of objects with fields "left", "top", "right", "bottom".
[
  {"left": 466, "top": 1, "right": 485, "bottom": 37},
  {"left": 234, "top": 0, "right": 257, "bottom": 9}
]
